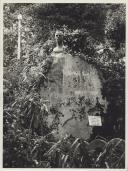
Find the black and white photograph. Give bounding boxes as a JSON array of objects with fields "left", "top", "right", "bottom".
[{"left": 3, "top": 2, "right": 126, "bottom": 168}]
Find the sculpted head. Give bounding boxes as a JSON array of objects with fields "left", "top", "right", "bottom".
[
  {"left": 55, "top": 30, "right": 64, "bottom": 46},
  {"left": 52, "top": 30, "right": 65, "bottom": 53}
]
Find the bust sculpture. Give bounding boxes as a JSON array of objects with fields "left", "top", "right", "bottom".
[
  {"left": 51, "top": 30, "right": 67, "bottom": 64},
  {"left": 52, "top": 30, "right": 65, "bottom": 53}
]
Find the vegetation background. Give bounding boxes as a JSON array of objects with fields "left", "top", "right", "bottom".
[{"left": 3, "top": 3, "right": 125, "bottom": 168}]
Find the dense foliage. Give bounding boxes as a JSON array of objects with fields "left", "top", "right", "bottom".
[{"left": 3, "top": 3, "right": 125, "bottom": 168}]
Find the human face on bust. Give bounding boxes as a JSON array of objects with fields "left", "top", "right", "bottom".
[{"left": 55, "top": 30, "right": 63, "bottom": 46}]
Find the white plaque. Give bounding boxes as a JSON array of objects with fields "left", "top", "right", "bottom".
[{"left": 88, "top": 115, "right": 102, "bottom": 126}]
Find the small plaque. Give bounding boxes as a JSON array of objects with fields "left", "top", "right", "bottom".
[{"left": 88, "top": 115, "right": 102, "bottom": 126}]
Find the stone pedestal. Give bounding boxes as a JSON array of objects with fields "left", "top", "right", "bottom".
[{"left": 40, "top": 52, "right": 107, "bottom": 139}]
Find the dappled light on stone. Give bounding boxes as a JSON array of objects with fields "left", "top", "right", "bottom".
[{"left": 41, "top": 52, "right": 107, "bottom": 139}]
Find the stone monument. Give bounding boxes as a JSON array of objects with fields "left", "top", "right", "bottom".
[{"left": 40, "top": 30, "right": 107, "bottom": 139}]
